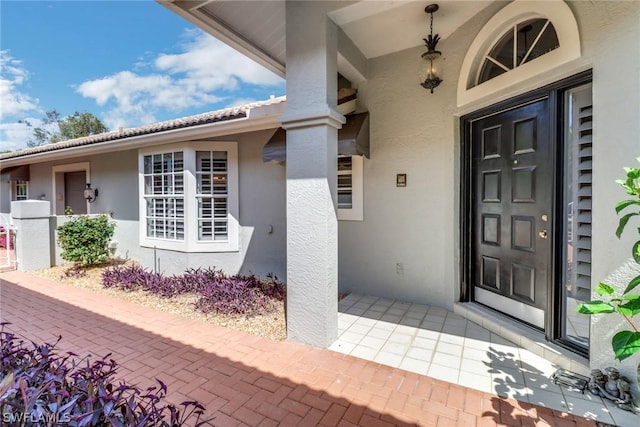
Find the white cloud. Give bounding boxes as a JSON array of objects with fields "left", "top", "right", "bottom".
[
  {"left": 0, "top": 121, "right": 32, "bottom": 152},
  {"left": 0, "top": 51, "right": 44, "bottom": 151},
  {"left": 77, "top": 30, "right": 284, "bottom": 130},
  {"left": 0, "top": 117, "right": 58, "bottom": 152},
  {"left": 0, "top": 50, "right": 39, "bottom": 121}
]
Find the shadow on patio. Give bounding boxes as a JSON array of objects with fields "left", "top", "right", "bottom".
[
  {"left": 0, "top": 272, "right": 597, "bottom": 426},
  {"left": 333, "top": 293, "right": 625, "bottom": 426}
]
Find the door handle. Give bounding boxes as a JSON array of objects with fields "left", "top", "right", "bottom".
[{"left": 538, "top": 230, "right": 548, "bottom": 239}]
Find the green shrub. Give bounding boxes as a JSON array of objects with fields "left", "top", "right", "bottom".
[{"left": 57, "top": 215, "right": 115, "bottom": 266}]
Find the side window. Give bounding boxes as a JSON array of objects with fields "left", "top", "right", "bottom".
[
  {"left": 337, "top": 155, "right": 364, "bottom": 221},
  {"left": 561, "top": 83, "right": 592, "bottom": 349},
  {"left": 13, "top": 180, "right": 29, "bottom": 201},
  {"left": 196, "top": 151, "right": 228, "bottom": 241},
  {"left": 143, "top": 152, "right": 185, "bottom": 241}
]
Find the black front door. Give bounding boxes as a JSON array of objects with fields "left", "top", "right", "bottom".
[{"left": 470, "top": 98, "right": 551, "bottom": 329}]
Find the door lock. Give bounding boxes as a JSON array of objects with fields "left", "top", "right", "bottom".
[{"left": 538, "top": 230, "right": 548, "bottom": 239}]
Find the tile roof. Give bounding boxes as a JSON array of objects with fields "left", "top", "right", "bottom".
[{"left": 1, "top": 96, "right": 286, "bottom": 161}]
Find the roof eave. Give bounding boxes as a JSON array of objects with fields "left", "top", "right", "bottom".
[{"left": 0, "top": 105, "right": 285, "bottom": 168}]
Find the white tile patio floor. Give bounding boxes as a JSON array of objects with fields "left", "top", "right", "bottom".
[{"left": 329, "top": 293, "right": 639, "bottom": 427}]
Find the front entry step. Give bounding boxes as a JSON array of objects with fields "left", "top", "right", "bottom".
[{"left": 454, "top": 301, "right": 589, "bottom": 376}]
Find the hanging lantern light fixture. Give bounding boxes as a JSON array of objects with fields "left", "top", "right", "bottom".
[{"left": 419, "top": 4, "right": 443, "bottom": 93}]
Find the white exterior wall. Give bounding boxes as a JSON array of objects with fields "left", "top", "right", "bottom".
[
  {"left": 342, "top": 1, "right": 640, "bottom": 324},
  {"left": 139, "top": 129, "right": 287, "bottom": 278},
  {"left": 25, "top": 151, "right": 141, "bottom": 263},
  {"left": 17, "top": 129, "right": 287, "bottom": 279},
  {"left": 340, "top": 3, "right": 502, "bottom": 308},
  {"left": 571, "top": 1, "right": 640, "bottom": 286},
  {"left": 568, "top": 1, "right": 640, "bottom": 387},
  {"left": 344, "top": 0, "right": 640, "bottom": 383}
]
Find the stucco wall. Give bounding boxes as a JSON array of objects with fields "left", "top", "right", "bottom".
[
  {"left": 347, "top": 0, "right": 640, "bottom": 377},
  {"left": 342, "top": 1, "right": 640, "bottom": 319},
  {"left": 569, "top": 0, "right": 640, "bottom": 284},
  {"left": 24, "top": 150, "right": 141, "bottom": 262},
  {"left": 22, "top": 130, "right": 287, "bottom": 279},
  {"left": 567, "top": 0, "right": 640, "bottom": 384},
  {"left": 137, "top": 129, "right": 287, "bottom": 279},
  {"left": 341, "top": 3, "right": 502, "bottom": 308}
]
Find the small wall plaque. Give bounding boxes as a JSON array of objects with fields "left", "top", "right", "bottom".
[{"left": 396, "top": 174, "right": 407, "bottom": 187}]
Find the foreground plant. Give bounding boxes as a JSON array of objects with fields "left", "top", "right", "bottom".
[
  {"left": 0, "top": 323, "right": 212, "bottom": 426},
  {"left": 576, "top": 158, "right": 640, "bottom": 361}
]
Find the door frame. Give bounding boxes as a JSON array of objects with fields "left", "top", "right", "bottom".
[{"left": 460, "top": 70, "right": 592, "bottom": 346}]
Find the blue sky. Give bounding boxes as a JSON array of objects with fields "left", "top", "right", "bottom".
[{"left": 0, "top": 0, "right": 285, "bottom": 151}]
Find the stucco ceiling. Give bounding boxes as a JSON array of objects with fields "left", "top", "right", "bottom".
[
  {"left": 160, "top": 0, "right": 493, "bottom": 77},
  {"left": 328, "top": 1, "right": 492, "bottom": 59}
]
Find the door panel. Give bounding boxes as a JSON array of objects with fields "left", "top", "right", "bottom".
[
  {"left": 64, "top": 171, "right": 87, "bottom": 214},
  {"left": 471, "top": 99, "right": 551, "bottom": 328}
]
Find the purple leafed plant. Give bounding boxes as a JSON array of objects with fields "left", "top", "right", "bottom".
[
  {"left": 102, "top": 265, "right": 286, "bottom": 316},
  {"left": 0, "top": 323, "right": 212, "bottom": 426},
  {"left": 194, "top": 271, "right": 286, "bottom": 316}
]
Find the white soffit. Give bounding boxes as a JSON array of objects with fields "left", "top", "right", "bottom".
[
  {"left": 160, "top": 1, "right": 493, "bottom": 68},
  {"left": 329, "top": 1, "right": 494, "bottom": 59}
]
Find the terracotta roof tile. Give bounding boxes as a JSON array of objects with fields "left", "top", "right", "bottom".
[{"left": 1, "top": 96, "right": 286, "bottom": 161}]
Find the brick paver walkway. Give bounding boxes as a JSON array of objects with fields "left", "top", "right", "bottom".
[{"left": 0, "top": 271, "right": 596, "bottom": 426}]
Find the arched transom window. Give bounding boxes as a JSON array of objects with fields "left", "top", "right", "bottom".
[
  {"left": 457, "top": 1, "right": 580, "bottom": 108},
  {"left": 478, "top": 18, "right": 559, "bottom": 85}
]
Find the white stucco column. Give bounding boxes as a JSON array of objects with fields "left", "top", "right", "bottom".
[
  {"left": 11, "top": 200, "right": 52, "bottom": 271},
  {"left": 281, "top": 1, "right": 345, "bottom": 347}
]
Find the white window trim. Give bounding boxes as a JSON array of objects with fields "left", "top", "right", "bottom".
[
  {"left": 138, "top": 141, "right": 239, "bottom": 253},
  {"left": 457, "top": 0, "right": 581, "bottom": 109},
  {"left": 337, "top": 155, "right": 364, "bottom": 221},
  {"left": 51, "top": 162, "right": 91, "bottom": 215}
]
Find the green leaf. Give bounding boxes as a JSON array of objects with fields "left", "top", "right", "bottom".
[
  {"left": 612, "top": 331, "right": 640, "bottom": 361},
  {"left": 624, "top": 167, "right": 640, "bottom": 180},
  {"left": 618, "top": 298, "right": 640, "bottom": 316},
  {"left": 616, "top": 213, "right": 639, "bottom": 238},
  {"left": 615, "top": 199, "right": 640, "bottom": 214},
  {"left": 575, "top": 301, "right": 615, "bottom": 314},
  {"left": 596, "top": 282, "right": 615, "bottom": 296},
  {"left": 623, "top": 274, "right": 640, "bottom": 294},
  {"left": 633, "top": 240, "right": 640, "bottom": 264}
]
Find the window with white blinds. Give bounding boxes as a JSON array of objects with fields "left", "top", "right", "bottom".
[
  {"left": 196, "top": 151, "right": 228, "bottom": 241},
  {"left": 337, "top": 156, "right": 353, "bottom": 209},
  {"left": 139, "top": 142, "right": 239, "bottom": 252},
  {"left": 13, "top": 180, "right": 28, "bottom": 201},
  {"left": 572, "top": 102, "right": 593, "bottom": 295},
  {"left": 563, "top": 83, "right": 592, "bottom": 348},
  {"left": 337, "top": 155, "right": 364, "bottom": 221},
  {"left": 143, "top": 152, "right": 185, "bottom": 240}
]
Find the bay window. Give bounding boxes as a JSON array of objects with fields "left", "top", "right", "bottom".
[{"left": 139, "top": 142, "right": 238, "bottom": 252}]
